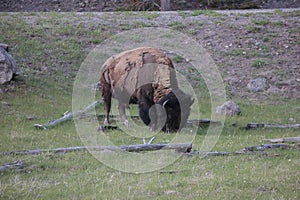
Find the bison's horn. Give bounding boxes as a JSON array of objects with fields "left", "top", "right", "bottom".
[
  {"left": 191, "top": 98, "right": 195, "bottom": 105},
  {"left": 162, "top": 99, "right": 169, "bottom": 107}
]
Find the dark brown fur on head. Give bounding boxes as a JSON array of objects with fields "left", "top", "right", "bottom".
[{"left": 157, "top": 90, "right": 194, "bottom": 132}]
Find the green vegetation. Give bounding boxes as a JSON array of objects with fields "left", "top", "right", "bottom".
[
  {"left": 263, "top": 37, "right": 270, "bottom": 42},
  {"left": 0, "top": 12, "right": 299, "bottom": 200},
  {"left": 141, "top": 11, "right": 160, "bottom": 20},
  {"left": 245, "top": 25, "right": 262, "bottom": 33},
  {"left": 168, "top": 21, "right": 186, "bottom": 30},
  {"left": 191, "top": 10, "right": 225, "bottom": 18},
  {"left": 225, "top": 49, "right": 263, "bottom": 58},
  {"left": 173, "top": 55, "right": 184, "bottom": 63},
  {"left": 251, "top": 19, "right": 271, "bottom": 26},
  {"left": 251, "top": 59, "right": 267, "bottom": 68}
]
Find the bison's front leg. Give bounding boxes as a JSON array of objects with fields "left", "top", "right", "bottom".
[{"left": 118, "top": 102, "right": 131, "bottom": 127}]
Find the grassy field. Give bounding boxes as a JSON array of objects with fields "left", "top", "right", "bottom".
[{"left": 0, "top": 11, "right": 299, "bottom": 199}]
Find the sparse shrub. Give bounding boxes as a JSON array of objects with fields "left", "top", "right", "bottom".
[
  {"left": 251, "top": 19, "right": 271, "bottom": 26},
  {"left": 252, "top": 59, "right": 267, "bottom": 68},
  {"left": 173, "top": 55, "right": 184, "bottom": 63}
]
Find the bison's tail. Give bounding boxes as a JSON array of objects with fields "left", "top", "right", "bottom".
[{"left": 100, "top": 69, "right": 113, "bottom": 100}]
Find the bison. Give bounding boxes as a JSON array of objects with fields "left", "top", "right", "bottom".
[{"left": 100, "top": 47, "right": 194, "bottom": 132}]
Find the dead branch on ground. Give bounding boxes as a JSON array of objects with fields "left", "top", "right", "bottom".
[
  {"left": 0, "top": 160, "right": 24, "bottom": 172},
  {"left": 0, "top": 143, "right": 192, "bottom": 156},
  {"left": 246, "top": 123, "right": 300, "bottom": 130},
  {"left": 243, "top": 143, "right": 288, "bottom": 151},
  {"left": 263, "top": 136, "right": 300, "bottom": 143},
  {"left": 185, "top": 143, "right": 294, "bottom": 157},
  {"left": 34, "top": 100, "right": 102, "bottom": 130}
]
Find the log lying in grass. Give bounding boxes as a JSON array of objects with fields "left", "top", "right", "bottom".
[
  {"left": 246, "top": 123, "right": 300, "bottom": 130},
  {"left": 263, "top": 136, "right": 300, "bottom": 143},
  {"left": 243, "top": 143, "right": 288, "bottom": 151},
  {"left": 0, "top": 143, "right": 192, "bottom": 156},
  {"left": 185, "top": 151, "right": 245, "bottom": 156},
  {"left": 0, "top": 160, "right": 24, "bottom": 172},
  {"left": 34, "top": 100, "right": 102, "bottom": 130},
  {"left": 186, "top": 143, "right": 293, "bottom": 157},
  {"left": 186, "top": 119, "right": 222, "bottom": 127}
]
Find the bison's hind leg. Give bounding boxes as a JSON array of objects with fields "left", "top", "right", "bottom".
[{"left": 102, "top": 84, "right": 112, "bottom": 126}]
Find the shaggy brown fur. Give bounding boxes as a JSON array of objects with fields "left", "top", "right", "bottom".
[
  {"left": 100, "top": 47, "right": 177, "bottom": 102},
  {"left": 100, "top": 47, "right": 193, "bottom": 132}
]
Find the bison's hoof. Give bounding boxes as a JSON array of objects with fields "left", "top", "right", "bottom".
[
  {"left": 123, "top": 120, "right": 131, "bottom": 127},
  {"left": 149, "top": 124, "right": 157, "bottom": 132},
  {"left": 104, "top": 118, "right": 109, "bottom": 126},
  {"left": 97, "top": 125, "right": 105, "bottom": 132}
]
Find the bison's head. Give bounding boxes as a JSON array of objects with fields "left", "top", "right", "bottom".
[{"left": 157, "top": 90, "right": 194, "bottom": 132}]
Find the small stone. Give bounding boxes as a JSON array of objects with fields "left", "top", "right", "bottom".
[
  {"left": 247, "top": 78, "right": 266, "bottom": 92},
  {"left": 255, "top": 42, "right": 261, "bottom": 46},
  {"left": 27, "top": 115, "right": 37, "bottom": 120},
  {"left": 216, "top": 101, "right": 241, "bottom": 116}
]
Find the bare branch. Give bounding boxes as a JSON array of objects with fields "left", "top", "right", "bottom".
[
  {"left": 246, "top": 123, "right": 300, "bottom": 130},
  {"left": 0, "top": 160, "right": 24, "bottom": 172},
  {"left": 34, "top": 100, "right": 102, "bottom": 130},
  {"left": 1, "top": 143, "right": 192, "bottom": 156},
  {"left": 263, "top": 136, "right": 300, "bottom": 143}
]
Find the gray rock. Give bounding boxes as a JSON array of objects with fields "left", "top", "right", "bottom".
[
  {"left": 216, "top": 101, "right": 241, "bottom": 116},
  {"left": 247, "top": 78, "right": 266, "bottom": 92},
  {"left": 267, "top": 85, "right": 281, "bottom": 94},
  {"left": 0, "top": 46, "right": 21, "bottom": 84}
]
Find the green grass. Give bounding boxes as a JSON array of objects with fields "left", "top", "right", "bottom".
[
  {"left": 0, "top": 12, "right": 299, "bottom": 200},
  {"left": 172, "top": 55, "right": 184, "bottom": 63},
  {"left": 168, "top": 21, "right": 187, "bottom": 31},
  {"left": 251, "top": 19, "right": 271, "bottom": 26},
  {"left": 140, "top": 12, "right": 160, "bottom": 20},
  {"left": 251, "top": 59, "right": 267, "bottom": 68},
  {"left": 191, "top": 10, "right": 225, "bottom": 18},
  {"left": 245, "top": 25, "right": 262, "bottom": 33}
]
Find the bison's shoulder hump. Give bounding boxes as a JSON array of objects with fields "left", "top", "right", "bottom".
[{"left": 101, "top": 47, "right": 172, "bottom": 70}]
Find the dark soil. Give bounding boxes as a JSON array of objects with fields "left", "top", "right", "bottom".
[{"left": 0, "top": 0, "right": 299, "bottom": 12}]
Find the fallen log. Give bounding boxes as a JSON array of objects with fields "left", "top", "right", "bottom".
[
  {"left": 263, "top": 136, "right": 300, "bottom": 143},
  {"left": 0, "top": 143, "right": 192, "bottom": 156},
  {"left": 186, "top": 119, "right": 222, "bottom": 127},
  {"left": 185, "top": 143, "right": 293, "bottom": 157},
  {"left": 246, "top": 123, "right": 300, "bottom": 130},
  {"left": 0, "top": 160, "right": 24, "bottom": 172},
  {"left": 0, "top": 43, "right": 9, "bottom": 51},
  {"left": 34, "top": 100, "right": 102, "bottom": 130},
  {"left": 185, "top": 151, "right": 244, "bottom": 156},
  {"left": 243, "top": 143, "right": 288, "bottom": 152}
]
